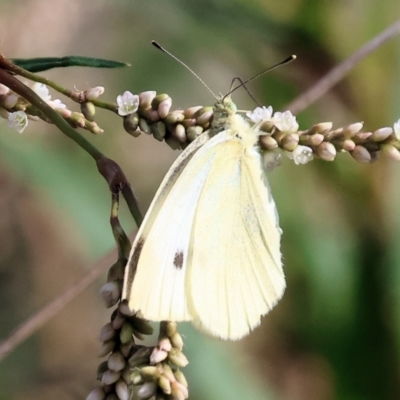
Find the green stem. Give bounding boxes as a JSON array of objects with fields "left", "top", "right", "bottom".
[{"left": 0, "top": 67, "right": 143, "bottom": 227}]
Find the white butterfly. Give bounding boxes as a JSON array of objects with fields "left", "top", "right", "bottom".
[{"left": 122, "top": 96, "right": 285, "bottom": 340}]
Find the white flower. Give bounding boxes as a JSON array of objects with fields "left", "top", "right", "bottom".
[
  {"left": 287, "top": 145, "right": 313, "bottom": 165},
  {"left": 393, "top": 119, "right": 400, "bottom": 141},
  {"left": 48, "top": 98, "right": 66, "bottom": 109},
  {"left": 246, "top": 105, "right": 273, "bottom": 123},
  {"left": 117, "top": 91, "right": 139, "bottom": 116},
  {"left": 263, "top": 151, "right": 282, "bottom": 172},
  {"left": 8, "top": 111, "right": 28, "bottom": 133},
  {"left": 273, "top": 110, "right": 299, "bottom": 133},
  {"left": 31, "top": 82, "right": 51, "bottom": 102}
]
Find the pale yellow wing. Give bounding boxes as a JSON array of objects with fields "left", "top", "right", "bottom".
[
  {"left": 187, "top": 138, "right": 284, "bottom": 340},
  {"left": 122, "top": 130, "right": 234, "bottom": 321}
]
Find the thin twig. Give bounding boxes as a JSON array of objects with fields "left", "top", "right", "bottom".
[
  {"left": 286, "top": 19, "right": 400, "bottom": 114},
  {"left": 0, "top": 245, "right": 121, "bottom": 363}
]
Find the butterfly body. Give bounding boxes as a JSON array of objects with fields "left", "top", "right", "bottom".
[{"left": 122, "top": 97, "right": 285, "bottom": 340}]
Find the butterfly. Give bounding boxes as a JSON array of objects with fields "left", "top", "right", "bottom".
[{"left": 122, "top": 95, "right": 285, "bottom": 340}]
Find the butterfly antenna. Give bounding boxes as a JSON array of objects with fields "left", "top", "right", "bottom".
[
  {"left": 152, "top": 41, "right": 218, "bottom": 101},
  {"left": 230, "top": 77, "right": 261, "bottom": 106},
  {"left": 224, "top": 54, "right": 297, "bottom": 99}
]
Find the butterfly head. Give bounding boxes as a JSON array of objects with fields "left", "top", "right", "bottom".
[{"left": 211, "top": 96, "right": 238, "bottom": 133}]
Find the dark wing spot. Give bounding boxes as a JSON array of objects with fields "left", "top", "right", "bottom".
[{"left": 173, "top": 251, "right": 184, "bottom": 269}]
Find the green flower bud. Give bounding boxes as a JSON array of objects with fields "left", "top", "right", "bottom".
[
  {"left": 168, "top": 349, "right": 189, "bottom": 367},
  {"left": 81, "top": 101, "right": 96, "bottom": 121},
  {"left": 151, "top": 121, "right": 167, "bottom": 141},
  {"left": 120, "top": 322, "right": 134, "bottom": 344},
  {"left": 158, "top": 375, "right": 172, "bottom": 394},
  {"left": 174, "top": 370, "right": 188, "bottom": 387}
]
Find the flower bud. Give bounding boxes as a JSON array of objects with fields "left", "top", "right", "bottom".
[
  {"left": 351, "top": 145, "right": 371, "bottom": 163},
  {"left": 184, "top": 106, "right": 202, "bottom": 118},
  {"left": 165, "top": 322, "right": 177, "bottom": 337},
  {"left": 140, "top": 366, "right": 160, "bottom": 380},
  {"left": 170, "top": 381, "right": 188, "bottom": 400},
  {"left": 100, "top": 282, "right": 121, "bottom": 308},
  {"left": 171, "top": 124, "right": 187, "bottom": 142},
  {"left": 167, "top": 349, "right": 189, "bottom": 367},
  {"left": 317, "top": 142, "right": 336, "bottom": 161},
  {"left": 108, "top": 351, "right": 126, "bottom": 372},
  {"left": 129, "top": 317, "right": 154, "bottom": 335},
  {"left": 151, "top": 94, "right": 170, "bottom": 108},
  {"left": 85, "top": 86, "right": 105, "bottom": 101},
  {"left": 165, "top": 110, "right": 185, "bottom": 124},
  {"left": 115, "top": 379, "right": 130, "bottom": 400},
  {"left": 97, "top": 361, "right": 109, "bottom": 380},
  {"left": 3, "top": 93, "right": 19, "bottom": 109},
  {"left": 120, "top": 339, "right": 133, "bottom": 358},
  {"left": 195, "top": 107, "right": 213, "bottom": 127},
  {"left": 186, "top": 126, "right": 203, "bottom": 142},
  {"left": 137, "top": 381, "right": 157, "bottom": 400},
  {"left": 174, "top": 370, "right": 188, "bottom": 387},
  {"left": 112, "top": 313, "right": 125, "bottom": 330},
  {"left": 151, "top": 121, "right": 167, "bottom": 141},
  {"left": 81, "top": 102, "right": 96, "bottom": 121},
  {"left": 139, "top": 118, "right": 151, "bottom": 134},
  {"left": 119, "top": 300, "right": 134, "bottom": 316},
  {"left": 260, "top": 135, "right": 278, "bottom": 150},
  {"left": 170, "top": 332, "right": 184, "bottom": 350},
  {"left": 101, "top": 369, "right": 121, "bottom": 385},
  {"left": 343, "top": 122, "right": 363, "bottom": 138},
  {"left": 129, "top": 347, "right": 152, "bottom": 367},
  {"left": 342, "top": 139, "right": 355, "bottom": 152},
  {"left": 123, "top": 113, "right": 140, "bottom": 136},
  {"left": 86, "top": 387, "right": 106, "bottom": 400},
  {"left": 158, "top": 338, "right": 172, "bottom": 352},
  {"left": 150, "top": 347, "right": 168, "bottom": 364},
  {"left": 158, "top": 375, "right": 172, "bottom": 394},
  {"left": 308, "top": 122, "right": 333, "bottom": 134},
  {"left": 158, "top": 97, "right": 172, "bottom": 119},
  {"left": 98, "top": 340, "right": 116, "bottom": 358},
  {"left": 139, "top": 91, "right": 157, "bottom": 109},
  {"left": 372, "top": 127, "right": 393, "bottom": 142},
  {"left": 99, "top": 323, "right": 116, "bottom": 342},
  {"left": 120, "top": 322, "right": 134, "bottom": 344},
  {"left": 381, "top": 144, "right": 400, "bottom": 161},
  {"left": 281, "top": 133, "right": 299, "bottom": 151}
]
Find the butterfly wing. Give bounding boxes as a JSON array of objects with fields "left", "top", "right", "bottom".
[
  {"left": 187, "top": 133, "right": 284, "bottom": 340},
  {"left": 122, "top": 130, "right": 235, "bottom": 321}
]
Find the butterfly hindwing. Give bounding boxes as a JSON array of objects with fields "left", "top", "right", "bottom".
[{"left": 187, "top": 119, "right": 284, "bottom": 339}]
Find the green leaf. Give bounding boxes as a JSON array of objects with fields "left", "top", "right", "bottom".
[{"left": 10, "top": 56, "right": 130, "bottom": 72}]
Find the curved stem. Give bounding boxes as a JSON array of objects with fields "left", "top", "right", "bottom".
[{"left": 286, "top": 18, "right": 400, "bottom": 114}]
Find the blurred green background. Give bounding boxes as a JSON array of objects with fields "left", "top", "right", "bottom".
[{"left": 0, "top": 1, "right": 400, "bottom": 399}]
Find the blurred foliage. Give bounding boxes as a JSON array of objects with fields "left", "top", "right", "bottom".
[{"left": 0, "top": 0, "right": 399, "bottom": 400}]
